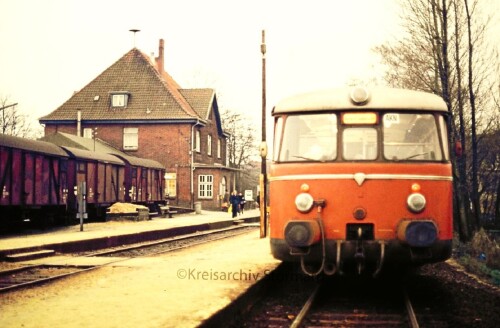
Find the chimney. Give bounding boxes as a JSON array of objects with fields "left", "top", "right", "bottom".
[{"left": 155, "top": 39, "right": 164, "bottom": 73}]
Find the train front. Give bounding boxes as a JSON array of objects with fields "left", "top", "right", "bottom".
[{"left": 269, "top": 87, "right": 453, "bottom": 276}]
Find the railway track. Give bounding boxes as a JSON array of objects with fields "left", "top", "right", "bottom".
[
  {"left": 0, "top": 224, "right": 258, "bottom": 293},
  {"left": 289, "top": 282, "right": 419, "bottom": 327},
  {"left": 228, "top": 266, "right": 450, "bottom": 328},
  {"left": 0, "top": 264, "right": 96, "bottom": 293}
]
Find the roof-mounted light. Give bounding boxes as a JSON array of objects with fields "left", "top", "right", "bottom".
[{"left": 350, "top": 86, "right": 370, "bottom": 105}]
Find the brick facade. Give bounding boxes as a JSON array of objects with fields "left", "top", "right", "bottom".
[
  {"left": 40, "top": 40, "right": 236, "bottom": 211},
  {"left": 44, "top": 119, "right": 234, "bottom": 210}
]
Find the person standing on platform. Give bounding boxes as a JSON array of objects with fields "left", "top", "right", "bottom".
[
  {"left": 238, "top": 192, "right": 246, "bottom": 214},
  {"left": 229, "top": 191, "right": 239, "bottom": 218}
]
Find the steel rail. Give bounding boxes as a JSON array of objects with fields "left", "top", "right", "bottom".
[
  {"left": 403, "top": 288, "right": 420, "bottom": 328},
  {"left": 290, "top": 283, "right": 321, "bottom": 328},
  {"left": 0, "top": 265, "right": 97, "bottom": 293}
]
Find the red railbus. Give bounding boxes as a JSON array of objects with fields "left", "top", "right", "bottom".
[{"left": 269, "top": 87, "right": 453, "bottom": 276}]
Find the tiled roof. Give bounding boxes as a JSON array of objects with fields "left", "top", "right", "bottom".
[
  {"left": 39, "top": 48, "right": 206, "bottom": 123},
  {"left": 180, "top": 88, "right": 214, "bottom": 119},
  {"left": 181, "top": 89, "right": 226, "bottom": 136}
]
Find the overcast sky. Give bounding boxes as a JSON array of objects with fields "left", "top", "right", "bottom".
[{"left": 1, "top": 0, "right": 497, "bottom": 135}]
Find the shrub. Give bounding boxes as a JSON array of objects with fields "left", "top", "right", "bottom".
[
  {"left": 453, "top": 229, "right": 500, "bottom": 286},
  {"left": 470, "top": 229, "right": 500, "bottom": 270}
]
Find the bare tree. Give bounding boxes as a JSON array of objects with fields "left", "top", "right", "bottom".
[
  {"left": 181, "top": 68, "right": 260, "bottom": 193},
  {"left": 373, "top": 0, "right": 500, "bottom": 240},
  {"left": 478, "top": 128, "right": 500, "bottom": 225},
  {"left": 0, "top": 96, "right": 35, "bottom": 138},
  {"left": 220, "top": 109, "right": 258, "bottom": 191}
]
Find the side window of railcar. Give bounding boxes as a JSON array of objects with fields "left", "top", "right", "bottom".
[
  {"left": 279, "top": 114, "right": 337, "bottom": 162},
  {"left": 383, "top": 113, "right": 443, "bottom": 161},
  {"left": 438, "top": 115, "right": 450, "bottom": 160},
  {"left": 273, "top": 117, "right": 284, "bottom": 162}
]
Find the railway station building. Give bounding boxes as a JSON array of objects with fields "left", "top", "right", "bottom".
[{"left": 39, "top": 39, "right": 237, "bottom": 211}]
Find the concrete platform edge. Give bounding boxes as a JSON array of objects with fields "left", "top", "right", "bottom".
[{"left": 0, "top": 216, "right": 260, "bottom": 258}]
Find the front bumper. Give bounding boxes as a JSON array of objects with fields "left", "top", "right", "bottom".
[{"left": 271, "top": 238, "right": 452, "bottom": 267}]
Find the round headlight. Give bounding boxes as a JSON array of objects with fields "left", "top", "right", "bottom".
[
  {"left": 407, "top": 193, "right": 426, "bottom": 213},
  {"left": 295, "top": 193, "right": 314, "bottom": 213}
]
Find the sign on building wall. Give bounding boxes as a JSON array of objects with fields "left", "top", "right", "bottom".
[
  {"left": 244, "top": 190, "right": 253, "bottom": 201},
  {"left": 165, "top": 173, "right": 177, "bottom": 197}
]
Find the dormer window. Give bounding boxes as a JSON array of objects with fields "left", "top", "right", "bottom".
[{"left": 111, "top": 92, "right": 129, "bottom": 108}]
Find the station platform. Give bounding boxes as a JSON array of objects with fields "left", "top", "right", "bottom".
[
  {"left": 0, "top": 209, "right": 262, "bottom": 258},
  {"left": 0, "top": 208, "right": 283, "bottom": 328},
  {"left": 0, "top": 212, "right": 282, "bottom": 328}
]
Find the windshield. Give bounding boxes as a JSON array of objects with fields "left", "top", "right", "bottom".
[
  {"left": 278, "top": 114, "right": 337, "bottom": 162},
  {"left": 343, "top": 128, "right": 378, "bottom": 160},
  {"left": 275, "top": 112, "right": 447, "bottom": 162},
  {"left": 383, "top": 113, "right": 443, "bottom": 161}
]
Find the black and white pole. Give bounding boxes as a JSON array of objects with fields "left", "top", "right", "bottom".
[
  {"left": 76, "top": 181, "right": 87, "bottom": 232},
  {"left": 259, "top": 30, "right": 268, "bottom": 238}
]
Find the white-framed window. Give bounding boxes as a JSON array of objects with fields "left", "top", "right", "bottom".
[
  {"left": 83, "top": 128, "right": 93, "bottom": 139},
  {"left": 198, "top": 175, "right": 213, "bottom": 199},
  {"left": 207, "top": 135, "right": 212, "bottom": 156},
  {"left": 217, "top": 139, "right": 221, "bottom": 158},
  {"left": 195, "top": 130, "right": 201, "bottom": 152},
  {"left": 111, "top": 93, "right": 129, "bottom": 107},
  {"left": 123, "top": 127, "right": 138, "bottom": 150}
]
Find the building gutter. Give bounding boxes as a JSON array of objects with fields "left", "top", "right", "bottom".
[{"left": 39, "top": 119, "right": 203, "bottom": 125}]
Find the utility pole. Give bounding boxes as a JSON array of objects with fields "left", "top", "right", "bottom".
[
  {"left": 259, "top": 30, "right": 268, "bottom": 238},
  {"left": 0, "top": 103, "right": 18, "bottom": 135},
  {"left": 0, "top": 103, "right": 18, "bottom": 111}
]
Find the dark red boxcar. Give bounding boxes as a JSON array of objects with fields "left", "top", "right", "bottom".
[
  {"left": 0, "top": 134, "right": 69, "bottom": 227},
  {"left": 113, "top": 154, "right": 165, "bottom": 206},
  {"left": 62, "top": 146, "right": 126, "bottom": 220}
]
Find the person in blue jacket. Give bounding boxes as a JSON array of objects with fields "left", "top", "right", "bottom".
[{"left": 229, "top": 191, "right": 239, "bottom": 218}]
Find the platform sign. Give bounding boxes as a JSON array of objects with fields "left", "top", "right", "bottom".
[{"left": 244, "top": 190, "right": 253, "bottom": 201}]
